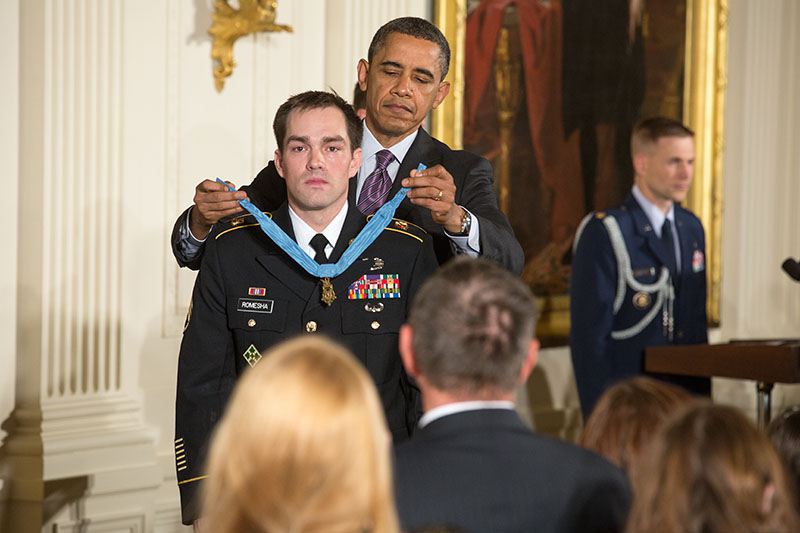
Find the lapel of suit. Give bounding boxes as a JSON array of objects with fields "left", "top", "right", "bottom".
[
  {"left": 625, "top": 193, "right": 671, "bottom": 268},
  {"left": 254, "top": 203, "right": 318, "bottom": 301},
  {"left": 347, "top": 173, "right": 358, "bottom": 206},
  {"left": 674, "top": 205, "right": 696, "bottom": 280}
]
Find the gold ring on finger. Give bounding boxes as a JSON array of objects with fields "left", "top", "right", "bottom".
[{"left": 434, "top": 190, "right": 443, "bottom": 201}]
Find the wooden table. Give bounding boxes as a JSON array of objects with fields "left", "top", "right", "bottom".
[{"left": 646, "top": 340, "right": 800, "bottom": 426}]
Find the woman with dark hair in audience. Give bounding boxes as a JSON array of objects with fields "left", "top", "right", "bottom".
[
  {"left": 626, "top": 402, "right": 800, "bottom": 533},
  {"left": 580, "top": 376, "right": 692, "bottom": 476},
  {"left": 202, "top": 336, "right": 399, "bottom": 533},
  {"left": 769, "top": 405, "right": 800, "bottom": 513}
]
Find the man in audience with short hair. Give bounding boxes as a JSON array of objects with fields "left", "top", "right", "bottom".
[{"left": 395, "top": 256, "right": 631, "bottom": 533}]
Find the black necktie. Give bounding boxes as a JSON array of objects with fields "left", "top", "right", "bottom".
[
  {"left": 662, "top": 219, "right": 678, "bottom": 284},
  {"left": 310, "top": 233, "right": 330, "bottom": 264}
]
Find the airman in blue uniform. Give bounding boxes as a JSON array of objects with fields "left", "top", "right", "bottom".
[{"left": 570, "top": 118, "right": 711, "bottom": 417}]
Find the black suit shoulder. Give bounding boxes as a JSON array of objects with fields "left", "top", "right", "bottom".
[
  {"left": 242, "top": 161, "right": 285, "bottom": 212},
  {"left": 394, "top": 410, "right": 630, "bottom": 533},
  {"left": 425, "top": 133, "right": 486, "bottom": 166}
]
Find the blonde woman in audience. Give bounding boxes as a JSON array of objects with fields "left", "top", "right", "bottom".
[
  {"left": 580, "top": 376, "right": 693, "bottom": 476},
  {"left": 202, "top": 336, "right": 399, "bottom": 533},
  {"left": 626, "top": 402, "right": 800, "bottom": 533}
]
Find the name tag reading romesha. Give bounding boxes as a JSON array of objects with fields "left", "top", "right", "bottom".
[{"left": 237, "top": 298, "right": 274, "bottom": 313}]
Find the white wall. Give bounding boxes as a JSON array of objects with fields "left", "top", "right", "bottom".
[
  {"left": 0, "top": 0, "right": 20, "bottom": 445},
  {"left": 714, "top": 0, "right": 800, "bottom": 416}
]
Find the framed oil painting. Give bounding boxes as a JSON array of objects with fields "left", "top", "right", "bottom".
[{"left": 433, "top": 0, "right": 727, "bottom": 344}]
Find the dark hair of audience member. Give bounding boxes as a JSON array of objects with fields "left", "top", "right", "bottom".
[
  {"left": 626, "top": 402, "right": 800, "bottom": 533},
  {"left": 407, "top": 256, "right": 537, "bottom": 398},
  {"left": 202, "top": 336, "right": 399, "bottom": 533},
  {"left": 580, "top": 376, "right": 692, "bottom": 476},
  {"left": 769, "top": 405, "right": 800, "bottom": 513}
]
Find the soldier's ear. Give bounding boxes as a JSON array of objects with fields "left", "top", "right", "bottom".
[
  {"left": 349, "top": 148, "right": 362, "bottom": 179},
  {"left": 632, "top": 153, "right": 648, "bottom": 177},
  {"left": 274, "top": 149, "right": 285, "bottom": 179},
  {"left": 517, "top": 339, "right": 539, "bottom": 385}
]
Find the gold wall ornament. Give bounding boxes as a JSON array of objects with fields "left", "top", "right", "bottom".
[{"left": 209, "top": 0, "right": 293, "bottom": 92}]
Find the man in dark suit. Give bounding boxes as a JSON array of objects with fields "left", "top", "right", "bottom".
[
  {"left": 570, "top": 117, "right": 710, "bottom": 418},
  {"left": 395, "top": 256, "right": 630, "bottom": 533},
  {"left": 175, "top": 91, "right": 438, "bottom": 526},
  {"left": 171, "top": 17, "right": 523, "bottom": 274}
]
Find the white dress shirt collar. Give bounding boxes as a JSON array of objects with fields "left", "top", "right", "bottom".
[
  {"left": 418, "top": 400, "right": 515, "bottom": 428},
  {"left": 288, "top": 201, "right": 349, "bottom": 260},
  {"left": 361, "top": 121, "right": 419, "bottom": 169},
  {"left": 632, "top": 184, "right": 675, "bottom": 239}
]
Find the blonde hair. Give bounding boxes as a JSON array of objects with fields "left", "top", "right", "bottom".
[
  {"left": 580, "top": 376, "right": 692, "bottom": 476},
  {"left": 626, "top": 402, "right": 800, "bottom": 533},
  {"left": 203, "top": 336, "right": 399, "bottom": 533}
]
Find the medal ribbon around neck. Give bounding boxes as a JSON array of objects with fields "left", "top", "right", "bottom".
[{"left": 215, "top": 163, "right": 424, "bottom": 278}]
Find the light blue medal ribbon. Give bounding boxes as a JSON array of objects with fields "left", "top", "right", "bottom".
[{"left": 215, "top": 163, "right": 425, "bottom": 279}]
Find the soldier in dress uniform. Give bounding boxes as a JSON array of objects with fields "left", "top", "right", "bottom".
[
  {"left": 174, "top": 91, "right": 438, "bottom": 526},
  {"left": 570, "top": 117, "right": 710, "bottom": 418}
]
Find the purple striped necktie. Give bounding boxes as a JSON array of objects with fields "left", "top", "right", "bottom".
[{"left": 357, "top": 149, "right": 395, "bottom": 215}]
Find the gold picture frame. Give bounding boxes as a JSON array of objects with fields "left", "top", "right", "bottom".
[{"left": 433, "top": 0, "right": 727, "bottom": 343}]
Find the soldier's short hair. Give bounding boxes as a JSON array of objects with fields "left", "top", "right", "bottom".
[
  {"left": 273, "top": 90, "right": 363, "bottom": 153},
  {"left": 408, "top": 256, "right": 537, "bottom": 396}
]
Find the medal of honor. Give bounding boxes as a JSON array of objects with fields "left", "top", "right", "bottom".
[{"left": 321, "top": 277, "right": 336, "bottom": 306}]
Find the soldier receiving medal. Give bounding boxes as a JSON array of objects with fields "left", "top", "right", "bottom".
[{"left": 174, "top": 91, "right": 438, "bottom": 525}]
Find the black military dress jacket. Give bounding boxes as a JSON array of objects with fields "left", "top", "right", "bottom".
[{"left": 174, "top": 201, "right": 438, "bottom": 523}]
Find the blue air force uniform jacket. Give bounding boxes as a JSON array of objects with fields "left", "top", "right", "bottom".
[
  {"left": 174, "top": 202, "right": 438, "bottom": 524},
  {"left": 569, "top": 193, "right": 710, "bottom": 417}
]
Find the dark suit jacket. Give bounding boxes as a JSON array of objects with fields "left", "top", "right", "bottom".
[
  {"left": 171, "top": 127, "right": 524, "bottom": 274},
  {"left": 570, "top": 193, "right": 710, "bottom": 416},
  {"left": 394, "top": 409, "right": 631, "bottom": 533},
  {"left": 174, "top": 203, "right": 438, "bottom": 524}
]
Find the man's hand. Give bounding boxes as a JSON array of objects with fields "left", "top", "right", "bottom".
[
  {"left": 189, "top": 179, "right": 248, "bottom": 239},
  {"left": 402, "top": 165, "right": 464, "bottom": 234}
]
